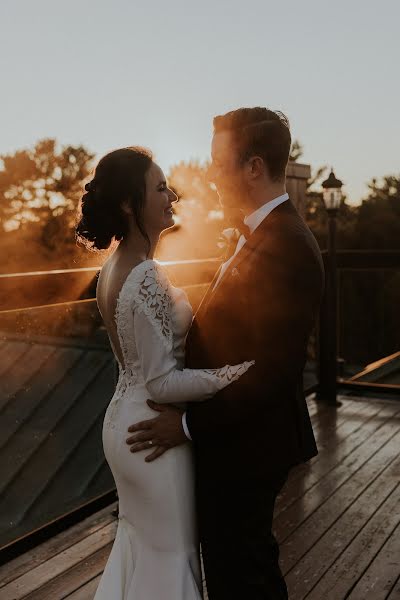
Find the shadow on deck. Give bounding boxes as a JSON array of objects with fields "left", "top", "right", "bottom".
[{"left": 1, "top": 393, "right": 400, "bottom": 600}]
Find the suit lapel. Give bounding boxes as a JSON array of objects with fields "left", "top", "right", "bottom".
[
  {"left": 194, "top": 264, "right": 223, "bottom": 319},
  {"left": 212, "top": 200, "right": 293, "bottom": 288},
  {"left": 193, "top": 199, "right": 295, "bottom": 322},
  {"left": 194, "top": 225, "right": 262, "bottom": 321}
]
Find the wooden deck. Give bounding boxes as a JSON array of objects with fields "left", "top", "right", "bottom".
[{"left": 1, "top": 394, "right": 400, "bottom": 599}]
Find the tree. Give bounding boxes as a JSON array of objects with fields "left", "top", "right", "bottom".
[
  {"left": 289, "top": 139, "right": 304, "bottom": 162},
  {"left": 0, "top": 139, "right": 95, "bottom": 271},
  {"left": 156, "top": 160, "right": 224, "bottom": 260},
  {"left": 0, "top": 139, "right": 94, "bottom": 230},
  {"left": 168, "top": 160, "right": 220, "bottom": 213},
  {"left": 354, "top": 175, "right": 400, "bottom": 249}
]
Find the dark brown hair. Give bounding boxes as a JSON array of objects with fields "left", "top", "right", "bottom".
[
  {"left": 75, "top": 146, "right": 153, "bottom": 251},
  {"left": 213, "top": 107, "right": 291, "bottom": 181}
]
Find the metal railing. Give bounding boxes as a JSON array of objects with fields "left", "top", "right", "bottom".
[
  {"left": 0, "top": 252, "right": 398, "bottom": 563},
  {"left": 0, "top": 259, "right": 219, "bottom": 563},
  {"left": 318, "top": 250, "right": 400, "bottom": 400}
]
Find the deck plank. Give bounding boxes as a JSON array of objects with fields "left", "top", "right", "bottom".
[
  {"left": 64, "top": 575, "right": 101, "bottom": 599},
  {"left": 285, "top": 454, "right": 400, "bottom": 598},
  {"left": 346, "top": 520, "right": 400, "bottom": 600},
  {"left": 279, "top": 427, "right": 400, "bottom": 576},
  {"left": 305, "top": 482, "right": 400, "bottom": 599},
  {"left": 0, "top": 522, "right": 117, "bottom": 599},
  {"left": 275, "top": 412, "right": 400, "bottom": 551},
  {"left": 276, "top": 399, "right": 400, "bottom": 516},
  {"left": 1, "top": 395, "right": 399, "bottom": 599},
  {"left": 386, "top": 576, "right": 400, "bottom": 599},
  {"left": 0, "top": 504, "right": 117, "bottom": 587},
  {"left": 27, "top": 543, "right": 113, "bottom": 600}
]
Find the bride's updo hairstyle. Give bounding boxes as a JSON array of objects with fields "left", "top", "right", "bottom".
[{"left": 75, "top": 146, "right": 153, "bottom": 251}]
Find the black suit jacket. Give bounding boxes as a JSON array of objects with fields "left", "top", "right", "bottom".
[{"left": 185, "top": 199, "right": 325, "bottom": 480}]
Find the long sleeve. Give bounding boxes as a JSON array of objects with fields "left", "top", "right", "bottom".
[{"left": 133, "top": 263, "right": 254, "bottom": 404}]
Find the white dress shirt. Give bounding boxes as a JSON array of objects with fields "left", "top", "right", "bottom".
[{"left": 182, "top": 193, "right": 289, "bottom": 440}]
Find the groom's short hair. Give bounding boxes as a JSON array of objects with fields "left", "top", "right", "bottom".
[{"left": 213, "top": 107, "right": 291, "bottom": 181}]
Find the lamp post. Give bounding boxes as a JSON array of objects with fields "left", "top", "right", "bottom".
[{"left": 320, "top": 169, "right": 343, "bottom": 406}]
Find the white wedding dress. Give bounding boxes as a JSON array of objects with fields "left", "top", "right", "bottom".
[{"left": 94, "top": 259, "right": 254, "bottom": 600}]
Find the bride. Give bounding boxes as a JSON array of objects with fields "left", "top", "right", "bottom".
[{"left": 75, "top": 146, "right": 254, "bottom": 599}]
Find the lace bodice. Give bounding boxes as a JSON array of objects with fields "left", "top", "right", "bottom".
[
  {"left": 112, "top": 259, "right": 174, "bottom": 380},
  {"left": 104, "top": 259, "right": 254, "bottom": 427}
]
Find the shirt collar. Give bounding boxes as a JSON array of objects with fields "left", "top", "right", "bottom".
[{"left": 243, "top": 193, "right": 289, "bottom": 235}]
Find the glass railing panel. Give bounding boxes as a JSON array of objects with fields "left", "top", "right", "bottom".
[
  {"left": 337, "top": 268, "right": 400, "bottom": 384},
  {"left": 0, "top": 299, "right": 116, "bottom": 549}
]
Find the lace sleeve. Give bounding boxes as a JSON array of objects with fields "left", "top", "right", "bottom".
[
  {"left": 132, "top": 262, "right": 255, "bottom": 404},
  {"left": 133, "top": 262, "right": 173, "bottom": 352},
  {"left": 201, "top": 362, "right": 255, "bottom": 388}
]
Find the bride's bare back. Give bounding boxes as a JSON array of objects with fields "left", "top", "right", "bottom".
[{"left": 96, "top": 255, "right": 143, "bottom": 371}]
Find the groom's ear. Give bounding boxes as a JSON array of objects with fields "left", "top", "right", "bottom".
[
  {"left": 248, "top": 156, "right": 265, "bottom": 179},
  {"left": 121, "top": 199, "right": 133, "bottom": 216}
]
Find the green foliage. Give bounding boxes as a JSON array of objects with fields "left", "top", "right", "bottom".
[
  {"left": 289, "top": 139, "right": 304, "bottom": 162},
  {"left": 354, "top": 176, "right": 400, "bottom": 249},
  {"left": 305, "top": 173, "right": 400, "bottom": 251},
  {"left": 168, "top": 160, "right": 219, "bottom": 213},
  {"left": 0, "top": 139, "right": 94, "bottom": 231},
  {"left": 157, "top": 160, "right": 224, "bottom": 260},
  {"left": 0, "top": 139, "right": 96, "bottom": 272},
  {"left": 1, "top": 137, "right": 398, "bottom": 273}
]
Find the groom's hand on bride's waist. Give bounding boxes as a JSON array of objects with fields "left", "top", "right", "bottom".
[{"left": 126, "top": 400, "right": 187, "bottom": 462}]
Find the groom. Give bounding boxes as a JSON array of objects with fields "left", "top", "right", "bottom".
[{"left": 127, "top": 107, "right": 324, "bottom": 598}]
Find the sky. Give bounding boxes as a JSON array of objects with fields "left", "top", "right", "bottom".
[{"left": 0, "top": 0, "right": 399, "bottom": 205}]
